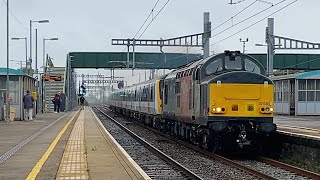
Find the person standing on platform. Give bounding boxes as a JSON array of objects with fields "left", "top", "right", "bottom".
[
  {"left": 53, "top": 94, "right": 61, "bottom": 113},
  {"left": 80, "top": 96, "right": 85, "bottom": 110},
  {"left": 23, "top": 90, "right": 34, "bottom": 121},
  {"left": 59, "top": 92, "right": 66, "bottom": 112}
]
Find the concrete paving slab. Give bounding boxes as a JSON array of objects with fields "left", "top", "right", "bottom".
[
  {"left": 85, "top": 107, "right": 149, "bottom": 180},
  {"left": 0, "top": 111, "right": 77, "bottom": 179},
  {"left": 274, "top": 115, "right": 320, "bottom": 129}
]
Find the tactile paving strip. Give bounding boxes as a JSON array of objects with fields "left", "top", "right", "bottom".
[{"left": 56, "top": 111, "right": 88, "bottom": 180}]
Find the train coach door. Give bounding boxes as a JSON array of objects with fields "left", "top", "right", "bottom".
[{"left": 193, "top": 67, "right": 201, "bottom": 120}]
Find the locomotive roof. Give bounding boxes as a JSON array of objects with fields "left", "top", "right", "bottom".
[
  {"left": 165, "top": 55, "right": 214, "bottom": 79},
  {"left": 110, "top": 74, "right": 167, "bottom": 94}
]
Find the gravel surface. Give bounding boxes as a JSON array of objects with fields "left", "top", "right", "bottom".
[
  {"left": 235, "top": 160, "right": 310, "bottom": 180},
  {"left": 100, "top": 108, "right": 257, "bottom": 180},
  {"left": 97, "top": 107, "right": 312, "bottom": 180},
  {"left": 95, "top": 111, "right": 188, "bottom": 180}
]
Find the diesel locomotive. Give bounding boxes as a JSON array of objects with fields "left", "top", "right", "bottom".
[{"left": 107, "top": 51, "right": 276, "bottom": 154}]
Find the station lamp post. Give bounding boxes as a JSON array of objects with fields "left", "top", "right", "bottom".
[
  {"left": 43, "top": 38, "right": 58, "bottom": 72},
  {"left": 6, "top": 0, "right": 10, "bottom": 123},
  {"left": 30, "top": 20, "right": 49, "bottom": 74},
  {"left": 41, "top": 38, "right": 58, "bottom": 113},
  {"left": 9, "top": 60, "right": 26, "bottom": 70},
  {"left": 11, "top": 37, "right": 28, "bottom": 70}
]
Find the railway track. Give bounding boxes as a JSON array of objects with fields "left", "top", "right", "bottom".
[
  {"left": 95, "top": 105, "right": 320, "bottom": 180},
  {"left": 258, "top": 157, "right": 320, "bottom": 179},
  {"left": 93, "top": 106, "right": 202, "bottom": 180},
  {"left": 94, "top": 106, "right": 265, "bottom": 179}
]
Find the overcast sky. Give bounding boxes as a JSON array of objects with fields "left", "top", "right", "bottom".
[{"left": 0, "top": 0, "right": 319, "bottom": 86}]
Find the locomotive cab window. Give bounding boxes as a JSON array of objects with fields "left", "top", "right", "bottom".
[
  {"left": 205, "top": 58, "right": 223, "bottom": 75},
  {"left": 225, "top": 56, "right": 242, "bottom": 70},
  {"left": 244, "top": 58, "right": 261, "bottom": 74}
]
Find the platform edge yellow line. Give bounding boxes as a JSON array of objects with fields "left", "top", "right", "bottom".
[{"left": 25, "top": 109, "right": 80, "bottom": 180}]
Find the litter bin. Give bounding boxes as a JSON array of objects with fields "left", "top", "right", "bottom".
[
  {"left": 10, "top": 107, "right": 15, "bottom": 122},
  {"left": 3, "top": 105, "right": 15, "bottom": 122}
]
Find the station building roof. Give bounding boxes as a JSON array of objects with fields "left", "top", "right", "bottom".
[
  {"left": 0, "top": 67, "right": 26, "bottom": 75},
  {"left": 0, "top": 67, "right": 34, "bottom": 79},
  {"left": 272, "top": 70, "right": 320, "bottom": 80}
]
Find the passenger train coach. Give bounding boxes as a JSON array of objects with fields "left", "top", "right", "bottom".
[{"left": 107, "top": 51, "right": 276, "bottom": 154}]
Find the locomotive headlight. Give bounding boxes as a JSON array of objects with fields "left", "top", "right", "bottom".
[
  {"left": 216, "top": 107, "right": 222, "bottom": 112},
  {"left": 212, "top": 108, "right": 216, "bottom": 112},
  {"left": 266, "top": 107, "right": 270, "bottom": 112},
  {"left": 270, "top": 107, "right": 274, "bottom": 112}
]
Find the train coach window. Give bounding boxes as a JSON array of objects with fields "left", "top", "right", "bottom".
[
  {"left": 225, "top": 56, "right": 242, "bottom": 70},
  {"left": 206, "top": 58, "right": 222, "bottom": 75},
  {"left": 186, "top": 70, "right": 190, "bottom": 76},
  {"left": 175, "top": 82, "right": 180, "bottom": 94},
  {"left": 188, "top": 69, "right": 194, "bottom": 76},
  {"left": 135, "top": 90, "right": 137, "bottom": 101},
  {"left": 244, "top": 58, "right": 261, "bottom": 74},
  {"left": 195, "top": 68, "right": 200, "bottom": 80}
]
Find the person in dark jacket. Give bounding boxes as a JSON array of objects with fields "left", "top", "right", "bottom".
[
  {"left": 23, "top": 90, "right": 34, "bottom": 121},
  {"left": 80, "top": 96, "right": 85, "bottom": 110},
  {"left": 53, "top": 94, "right": 61, "bottom": 113},
  {"left": 59, "top": 92, "right": 66, "bottom": 112}
]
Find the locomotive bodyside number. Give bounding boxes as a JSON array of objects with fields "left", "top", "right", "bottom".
[{"left": 259, "top": 102, "right": 270, "bottom": 106}]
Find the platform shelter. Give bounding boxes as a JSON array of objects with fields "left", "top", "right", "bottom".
[
  {"left": 0, "top": 68, "right": 36, "bottom": 120},
  {"left": 272, "top": 70, "right": 320, "bottom": 116}
]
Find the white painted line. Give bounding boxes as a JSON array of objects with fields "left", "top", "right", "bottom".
[
  {"left": 277, "top": 130, "right": 320, "bottom": 140},
  {"left": 90, "top": 107, "right": 151, "bottom": 180},
  {"left": 275, "top": 116, "right": 319, "bottom": 121},
  {"left": 278, "top": 124, "right": 320, "bottom": 132}
]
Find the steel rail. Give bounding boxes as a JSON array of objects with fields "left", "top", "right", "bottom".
[
  {"left": 94, "top": 106, "right": 203, "bottom": 180},
  {"left": 97, "top": 106, "right": 276, "bottom": 180},
  {"left": 258, "top": 157, "right": 320, "bottom": 179},
  {"left": 134, "top": 119, "right": 276, "bottom": 180}
]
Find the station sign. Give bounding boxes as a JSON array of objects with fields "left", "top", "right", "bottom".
[{"left": 43, "top": 75, "right": 62, "bottom": 81}]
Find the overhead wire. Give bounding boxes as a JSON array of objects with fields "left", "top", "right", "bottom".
[
  {"left": 162, "top": 0, "right": 298, "bottom": 63},
  {"left": 121, "top": 0, "right": 171, "bottom": 82},
  {"left": 167, "top": 0, "right": 263, "bottom": 54},
  {"left": 119, "top": 0, "right": 162, "bottom": 57},
  {"left": 210, "top": 0, "right": 298, "bottom": 47},
  {"left": 138, "top": 0, "right": 170, "bottom": 39},
  {"left": 1, "top": 0, "right": 69, "bottom": 67},
  {"left": 211, "top": 0, "right": 286, "bottom": 38},
  {"left": 1, "top": 0, "right": 29, "bottom": 32},
  {"left": 172, "top": 0, "right": 286, "bottom": 55},
  {"left": 213, "top": 0, "right": 259, "bottom": 32},
  {"left": 133, "top": 0, "right": 161, "bottom": 39},
  {"left": 169, "top": 0, "right": 288, "bottom": 55}
]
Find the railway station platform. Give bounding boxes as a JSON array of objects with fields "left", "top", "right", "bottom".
[
  {"left": 274, "top": 115, "right": 320, "bottom": 140},
  {"left": 0, "top": 108, "right": 149, "bottom": 180}
]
